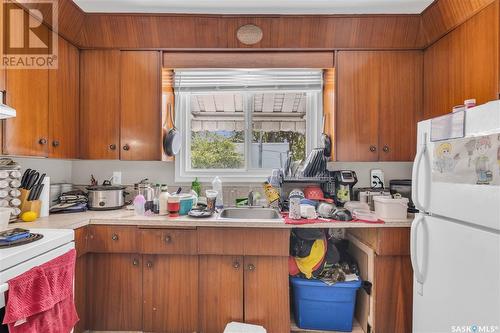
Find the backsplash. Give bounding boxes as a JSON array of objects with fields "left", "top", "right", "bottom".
[{"left": 12, "top": 158, "right": 413, "bottom": 206}]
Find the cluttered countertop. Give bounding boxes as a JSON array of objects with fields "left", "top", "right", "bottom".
[{"left": 8, "top": 208, "right": 413, "bottom": 230}]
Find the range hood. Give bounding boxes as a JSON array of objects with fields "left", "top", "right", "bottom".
[{"left": 0, "top": 91, "right": 16, "bottom": 119}]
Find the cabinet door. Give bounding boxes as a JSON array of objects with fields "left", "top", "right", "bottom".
[
  {"left": 244, "top": 256, "right": 290, "bottom": 333},
  {"left": 48, "top": 36, "right": 79, "bottom": 158},
  {"left": 378, "top": 52, "right": 422, "bottom": 161},
  {"left": 199, "top": 255, "right": 244, "bottom": 333},
  {"left": 120, "top": 51, "right": 161, "bottom": 160},
  {"left": 336, "top": 51, "right": 380, "bottom": 161},
  {"left": 143, "top": 255, "right": 198, "bottom": 333},
  {"left": 80, "top": 50, "right": 120, "bottom": 159},
  {"left": 87, "top": 253, "right": 143, "bottom": 331},
  {"left": 3, "top": 68, "right": 49, "bottom": 157}
]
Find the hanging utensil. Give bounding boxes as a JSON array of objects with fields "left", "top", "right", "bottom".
[
  {"left": 163, "top": 103, "right": 181, "bottom": 157},
  {"left": 322, "top": 114, "right": 332, "bottom": 158}
]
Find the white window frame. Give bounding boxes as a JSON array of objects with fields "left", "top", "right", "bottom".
[{"left": 175, "top": 90, "right": 323, "bottom": 183}]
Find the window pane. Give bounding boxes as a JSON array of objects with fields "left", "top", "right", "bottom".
[
  {"left": 251, "top": 92, "right": 307, "bottom": 169},
  {"left": 190, "top": 94, "right": 245, "bottom": 169}
]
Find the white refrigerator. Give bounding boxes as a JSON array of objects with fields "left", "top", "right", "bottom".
[{"left": 411, "top": 100, "right": 500, "bottom": 333}]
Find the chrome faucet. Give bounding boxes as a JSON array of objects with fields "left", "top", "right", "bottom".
[{"left": 248, "top": 191, "right": 255, "bottom": 207}]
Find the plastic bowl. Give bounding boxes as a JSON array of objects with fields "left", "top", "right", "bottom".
[{"left": 179, "top": 197, "right": 194, "bottom": 215}]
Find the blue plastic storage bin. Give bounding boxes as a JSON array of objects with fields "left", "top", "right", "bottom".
[{"left": 290, "top": 277, "right": 362, "bottom": 332}]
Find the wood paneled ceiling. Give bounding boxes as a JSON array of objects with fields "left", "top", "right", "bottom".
[{"left": 11, "top": 0, "right": 498, "bottom": 50}]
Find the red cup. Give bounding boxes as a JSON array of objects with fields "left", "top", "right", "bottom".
[{"left": 168, "top": 201, "right": 180, "bottom": 217}]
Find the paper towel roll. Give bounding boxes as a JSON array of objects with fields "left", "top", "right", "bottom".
[{"left": 39, "top": 176, "right": 50, "bottom": 217}]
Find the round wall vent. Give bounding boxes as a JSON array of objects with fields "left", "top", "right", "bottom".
[{"left": 236, "top": 24, "right": 263, "bottom": 45}]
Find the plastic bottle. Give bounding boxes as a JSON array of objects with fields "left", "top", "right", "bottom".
[
  {"left": 159, "top": 185, "right": 169, "bottom": 216},
  {"left": 133, "top": 195, "right": 146, "bottom": 216},
  {"left": 152, "top": 184, "right": 161, "bottom": 214},
  {"left": 212, "top": 176, "right": 223, "bottom": 209}
]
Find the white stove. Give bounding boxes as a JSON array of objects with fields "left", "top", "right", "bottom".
[{"left": 0, "top": 228, "right": 75, "bottom": 308}]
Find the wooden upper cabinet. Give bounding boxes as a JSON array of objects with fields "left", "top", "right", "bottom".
[
  {"left": 336, "top": 51, "right": 380, "bottom": 161},
  {"left": 48, "top": 36, "right": 79, "bottom": 158},
  {"left": 378, "top": 52, "right": 422, "bottom": 161},
  {"left": 4, "top": 68, "right": 49, "bottom": 157},
  {"left": 0, "top": 67, "right": 5, "bottom": 91},
  {"left": 80, "top": 50, "right": 120, "bottom": 159},
  {"left": 336, "top": 51, "right": 422, "bottom": 162},
  {"left": 120, "top": 51, "right": 161, "bottom": 160}
]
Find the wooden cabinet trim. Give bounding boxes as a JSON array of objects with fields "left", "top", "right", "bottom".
[{"left": 164, "top": 51, "right": 335, "bottom": 68}]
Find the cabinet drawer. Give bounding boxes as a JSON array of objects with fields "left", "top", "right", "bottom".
[
  {"left": 140, "top": 229, "right": 197, "bottom": 255},
  {"left": 88, "top": 225, "right": 138, "bottom": 253}
]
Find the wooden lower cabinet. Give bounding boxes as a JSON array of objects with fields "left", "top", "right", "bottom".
[
  {"left": 243, "top": 256, "right": 290, "bottom": 333},
  {"left": 198, "top": 255, "right": 290, "bottom": 333},
  {"left": 87, "top": 253, "right": 143, "bottom": 331},
  {"left": 143, "top": 254, "right": 198, "bottom": 333},
  {"left": 199, "top": 255, "right": 244, "bottom": 333},
  {"left": 348, "top": 228, "right": 413, "bottom": 333},
  {"left": 81, "top": 227, "right": 290, "bottom": 332}
]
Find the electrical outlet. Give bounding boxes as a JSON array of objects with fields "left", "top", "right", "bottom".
[
  {"left": 112, "top": 171, "right": 122, "bottom": 185},
  {"left": 370, "top": 169, "right": 385, "bottom": 188}
]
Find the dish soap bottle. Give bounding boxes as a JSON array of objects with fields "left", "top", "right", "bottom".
[
  {"left": 212, "top": 176, "right": 223, "bottom": 209},
  {"left": 191, "top": 177, "right": 201, "bottom": 197}
]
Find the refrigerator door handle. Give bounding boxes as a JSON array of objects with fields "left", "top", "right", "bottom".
[
  {"left": 412, "top": 133, "right": 431, "bottom": 212},
  {"left": 411, "top": 214, "right": 425, "bottom": 295},
  {"left": 412, "top": 137, "right": 426, "bottom": 211}
]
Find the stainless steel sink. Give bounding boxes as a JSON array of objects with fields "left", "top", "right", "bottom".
[{"left": 219, "top": 207, "right": 281, "bottom": 220}]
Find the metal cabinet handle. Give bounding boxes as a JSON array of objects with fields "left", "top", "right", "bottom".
[
  {"left": 109, "top": 144, "right": 117, "bottom": 150},
  {"left": 369, "top": 145, "right": 377, "bottom": 152},
  {"left": 232, "top": 261, "right": 240, "bottom": 269},
  {"left": 111, "top": 233, "right": 119, "bottom": 241},
  {"left": 39, "top": 138, "right": 47, "bottom": 145},
  {"left": 52, "top": 140, "right": 60, "bottom": 147},
  {"left": 383, "top": 145, "right": 389, "bottom": 153},
  {"left": 123, "top": 144, "right": 130, "bottom": 151},
  {"left": 132, "top": 258, "right": 139, "bottom": 266},
  {"left": 164, "top": 235, "right": 172, "bottom": 243},
  {"left": 247, "top": 264, "right": 255, "bottom": 271},
  {"left": 146, "top": 261, "right": 153, "bottom": 268}
]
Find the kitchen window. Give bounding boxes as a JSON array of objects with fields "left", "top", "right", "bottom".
[{"left": 173, "top": 70, "right": 323, "bottom": 182}]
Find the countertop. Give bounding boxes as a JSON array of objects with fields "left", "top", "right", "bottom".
[{"left": 9, "top": 209, "right": 413, "bottom": 230}]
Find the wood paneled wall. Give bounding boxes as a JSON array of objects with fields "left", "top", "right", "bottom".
[
  {"left": 423, "top": 1, "right": 499, "bottom": 119},
  {"left": 78, "top": 14, "right": 424, "bottom": 49},
  {"left": 420, "top": 0, "right": 496, "bottom": 46}
]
